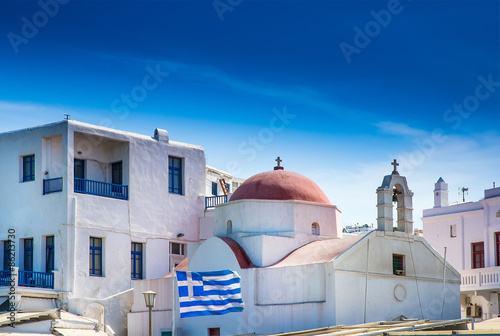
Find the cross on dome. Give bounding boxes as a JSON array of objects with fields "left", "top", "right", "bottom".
[{"left": 274, "top": 156, "right": 284, "bottom": 170}]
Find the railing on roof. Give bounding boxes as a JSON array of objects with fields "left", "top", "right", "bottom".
[
  {"left": 461, "top": 266, "right": 500, "bottom": 291},
  {"left": 205, "top": 195, "right": 227, "bottom": 209},
  {"left": 18, "top": 270, "right": 54, "bottom": 289},
  {"left": 43, "top": 177, "right": 63, "bottom": 195},
  {"left": 0, "top": 270, "right": 11, "bottom": 286},
  {"left": 74, "top": 178, "right": 128, "bottom": 200}
]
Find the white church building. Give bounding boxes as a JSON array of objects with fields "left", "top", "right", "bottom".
[
  {"left": 0, "top": 119, "right": 210, "bottom": 335},
  {"left": 423, "top": 178, "right": 500, "bottom": 320},
  {"left": 128, "top": 160, "right": 460, "bottom": 336}
]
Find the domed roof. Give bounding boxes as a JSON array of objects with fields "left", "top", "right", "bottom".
[{"left": 229, "top": 169, "right": 330, "bottom": 205}]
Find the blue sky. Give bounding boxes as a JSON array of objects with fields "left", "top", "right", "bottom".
[{"left": 0, "top": 0, "right": 499, "bottom": 228}]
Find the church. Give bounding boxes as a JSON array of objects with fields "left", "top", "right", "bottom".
[{"left": 128, "top": 160, "right": 461, "bottom": 336}]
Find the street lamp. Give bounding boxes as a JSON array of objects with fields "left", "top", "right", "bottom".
[{"left": 143, "top": 290, "right": 157, "bottom": 336}]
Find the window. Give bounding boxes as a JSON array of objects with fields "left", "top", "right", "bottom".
[
  {"left": 496, "top": 233, "right": 500, "bottom": 266},
  {"left": 24, "top": 238, "right": 33, "bottom": 271},
  {"left": 3, "top": 241, "right": 11, "bottom": 271},
  {"left": 46, "top": 236, "right": 54, "bottom": 273},
  {"left": 232, "top": 182, "right": 238, "bottom": 189},
  {"left": 131, "top": 242, "right": 143, "bottom": 280},
  {"left": 497, "top": 210, "right": 500, "bottom": 219},
  {"left": 112, "top": 161, "right": 123, "bottom": 185},
  {"left": 74, "top": 159, "right": 85, "bottom": 179},
  {"left": 170, "top": 242, "right": 186, "bottom": 268},
  {"left": 472, "top": 242, "right": 485, "bottom": 269},
  {"left": 208, "top": 328, "right": 220, "bottom": 336},
  {"left": 89, "top": 237, "right": 103, "bottom": 276},
  {"left": 450, "top": 224, "right": 457, "bottom": 238},
  {"left": 226, "top": 183, "right": 230, "bottom": 193},
  {"left": 312, "top": 223, "right": 320, "bottom": 236},
  {"left": 212, "top": 182, "right": 218, "bottom": 196},
  {"left": 227, "top": 220, "right": 233, "bottom": 234},
  {"left": 171, "top": 242, "right": 185, "bottom": 256},
  {"left": 393, "top": 254, "right": 405, "bottom": 275},
  {"left": 168, "top": 157, "right": 183, "bottom": 195},
  {"left": 22, "top": 155, "right": 35, "bottom": 182}
]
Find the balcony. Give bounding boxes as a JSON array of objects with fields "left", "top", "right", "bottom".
[
  {"left": 461, "top": 266, "right": 500, "bottom": 292},
  {"left": 205, "top": 195, "right": 227, "bottom": 209},
  {"left": 74, "top": 178, "right": 128, "bottom": 200},
  {"left": 43, "top": 177, "right": 63, "bottom": 195},
  {"left": 0, "top": 269, "right": 54, "bottom": 289}
]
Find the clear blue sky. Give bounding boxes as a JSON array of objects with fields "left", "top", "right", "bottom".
[{"left": 0, "top": 0, "right": 499, "bottom": 228}]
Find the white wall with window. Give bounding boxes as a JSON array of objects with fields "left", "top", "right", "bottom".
[
  {"left": 423, "top": 179, "right": 500, "bottom": 320},
  {"left": 0, "top": 120, "right": 207, "bottom": 335}
]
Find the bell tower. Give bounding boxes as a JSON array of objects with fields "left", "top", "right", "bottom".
[
  {"left": 376, "top": 159, "right": 414, "bottom": 233},
  {"left": 433, "top": 177, "right": 448, "bottom": 208}
]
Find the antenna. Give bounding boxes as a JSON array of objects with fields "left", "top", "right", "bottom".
[{"left": 458, "top": 187, "right": 469, "bottom": 202}]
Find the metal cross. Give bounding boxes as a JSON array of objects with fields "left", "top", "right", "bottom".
[
  {"left": 275, "top": 156, "right": 282, "bottom": 167},
  {"left": 391, "top": 159, "right": 399, "bottom": 171}
]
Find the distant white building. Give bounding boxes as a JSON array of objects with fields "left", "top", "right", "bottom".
[
  {"left": 423, "top": 178, "right": 500, "bottom": 320},
  {"left": 0, "top": 120, "right": 207, "bottom": 334},
  {"left": 128, "top": 160, "right": 460, "bottom": 336}
]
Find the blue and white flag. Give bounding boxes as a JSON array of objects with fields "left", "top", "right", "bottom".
[{"left": 175, "top": 269, "right": 244, "bottom": 318}]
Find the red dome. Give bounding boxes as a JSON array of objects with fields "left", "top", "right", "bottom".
[{"left": 229, "top": 170, "right": 330, "bottom": 205}]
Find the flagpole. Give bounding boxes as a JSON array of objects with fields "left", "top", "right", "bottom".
[{"left": 172, "top": 266, "right": 176, "bottom": 336}]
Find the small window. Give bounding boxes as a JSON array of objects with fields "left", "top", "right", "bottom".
[
  {"left": 496, "top": 210, "right": 500, "bottom": 219},
  {"left": 131, "top": 242, "right": 143, "bottom": 280},
  {"left": 90, "top": 237, "right": 103, "bottom": 276},
  {"left": 3, "top": 241, "right": 11, "bottom": 271},
  {"left": 171, "top": 242, "right": 186, "bottom": 256},
  {"left": 450, "top": 224, "right": 457, "bottom": 238},
  {"left": 169, "top": 157, "right": 183, "bottom": 195},
  {"left": 24, "top": 238, "right": 33, "bottom": 271},
  {"left": 472, "top": 242, "right": 485, "bottom": 269},
  {"left": 208, "top": 328, "right": 220, "bottom": 336},
  {"left": 212, "top": 182, "right": 218, "bottom": 196},
  {"left": 22, "top": 155, "right": 35, "bottom": 182},
  {"left": 226, "top": 183, "right": 230, "bottom": 193},
  {"left": 46, "top": 236, "right": 55, "bottom": 273},
  {"left": 312, "top": 223, "right": 320, "bottom": 236},
  {"left": 227, "top": 220, "right": 233, "bottom": 234},
  {"left": 232, "top": 182, "right": 238, "bottom": 189},
  {"left": 393, "top": 254, "right": 405, "bottom": 276},
  {"left": 74, "top": 159, "right": 85, "bottom": 179}
]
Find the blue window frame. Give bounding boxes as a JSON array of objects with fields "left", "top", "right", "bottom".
[
  {"left": 168, "top": 157, "right": 183, "bottom": 195},
  {"left": 24, "top": 238, "right": 33, "bottom": 271},
  {"left": 23, "top": 155, "right": 35, "bottom": 182},
  {"left": 3, "top": 241, "right": 10, "bottom": 271},
  {"left": 89, "top": 237, "right": 102, "bottom": 276},
  {"left": 74, "top": 159, "right": 85, "bottom": 179},
  {"left": 226, "top": 183, "right": 230, "bottom": 193},
  {"left": 212, "top": 182, "right": 218, "bottom": 196},
  {"left": 46, "top": 236, "right": 54, "bottom": 273},
  {"left": 131, "top": 242, "right": 143, "bottom": 280}
]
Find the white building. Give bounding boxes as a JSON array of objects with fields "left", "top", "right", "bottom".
[
  {"left": 0, "top": 120, "right": 208, "bottom": 334},
  {"left": 423, "top": 178, "right": 500, "bottom": 320},
  {"left": 128, "top": 161, "right": 460, "bottom": 336}
]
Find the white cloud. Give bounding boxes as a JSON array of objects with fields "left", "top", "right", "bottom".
[{"left": 375, "top": 121, "right": 428, "bottom": 137}]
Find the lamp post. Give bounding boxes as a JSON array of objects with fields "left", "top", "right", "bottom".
[{"left": 143, "top": 290, "right": 157, "bottom": 336}]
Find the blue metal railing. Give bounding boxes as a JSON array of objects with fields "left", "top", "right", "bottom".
[
  {"left": 18, "top": 270, "right": 54, "bottom": 289},
  {"left": 205, "top": 195, "right": 227, "bottom": 209},
  {"left": 0, "top": 270, "right": 11, "bottom": 286},
  {"left": 43, "top": 177, "right": 63, "bottom": 195},
  {"left": 74, "top": 178, "right": 128, "bottom": 200}
]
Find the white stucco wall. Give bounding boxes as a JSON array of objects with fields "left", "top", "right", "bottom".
[{"left": 0, "top": 120, "right": 207, "bottom": 335}]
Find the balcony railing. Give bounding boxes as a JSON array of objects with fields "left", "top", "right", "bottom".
[
  {"left": 18, "top": 270, "right": 54, "bottom": 289},
  {"left": 43, "top": 177, "right": 63, "bottom": 195},
  {"left": 205, "top": 195, "right": 227, "bottom": 209},
  {"left": 0, "top": 270, "right": 11, "bottom": 286},
  {"left": 461, "top": 266, "right": 500, "bottom": 291},
  {"left": 75, "top": 178, "right": 128, "bottom": 200}
]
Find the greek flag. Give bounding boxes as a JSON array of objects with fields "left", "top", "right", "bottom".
[{"left": 175, "top": 270, "right": 244, "bottom": 318}]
